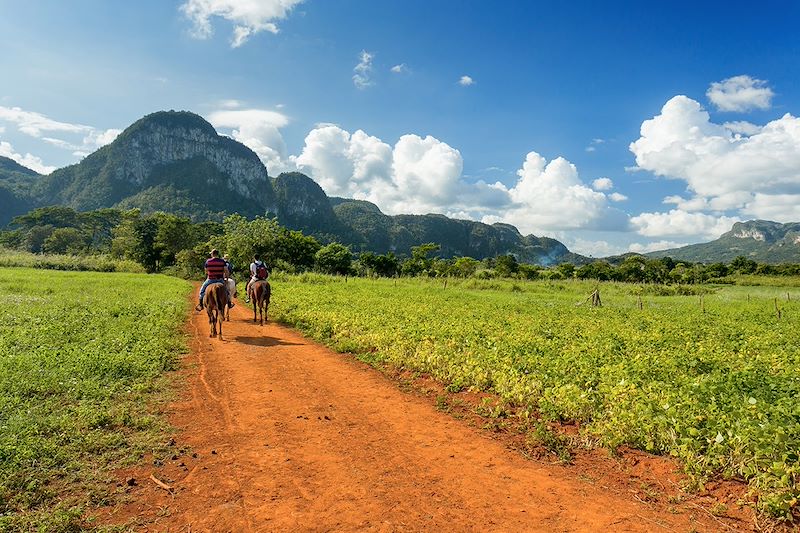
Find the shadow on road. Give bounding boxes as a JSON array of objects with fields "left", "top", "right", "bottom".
[{"left": 235, "top": 335, "right": 305, "bottom": 347}]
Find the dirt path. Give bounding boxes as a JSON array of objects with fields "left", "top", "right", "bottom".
[{"left": 102, "top": 291, "right": 748, "bottom": 532}]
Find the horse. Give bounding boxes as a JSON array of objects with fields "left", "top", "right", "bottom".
[
  {"left": 204, "top": 282, "right": 228, "bottom": 338},
  {"left": 224, "top": 277, "right": 237, "bottom": 321},
  {"left": 247, "top": 279, "right": 271, "bottom": 326}
]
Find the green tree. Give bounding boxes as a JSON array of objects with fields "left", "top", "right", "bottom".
[
  {"left": 315, "top": 243, "right": 353, "bottom": 275},
  {"left": 576, "top": 261, "right": 614, "bottom": 281},
  {"left": 111, "top": 210, "right": 159, "bottom": 272},
  {"left": 42, "top": 227, "right": 89, "bottom": 254},
  {"left": 730, "top": 255, "right": 757, "bottom": 274},
  {"left": 452, "top": 256, "right": 480, "bottom": 278},
  {"left": 495, "top": 255, "right": 520, "bottom": 278},
  {"left": 556, "top": 262, "right": 575, "bottom": 279}
]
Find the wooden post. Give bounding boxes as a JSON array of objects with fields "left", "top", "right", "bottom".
[
  {"left": 637, "top": 295, "right": 643, "bottom": 310},
  {"left": 747, "top": 294, "right": 750, "bottom": 302},
  {"left": 700, "top": 294, "right": 705, "bottom": 313},
  {"left": 443, "top": 278, "right": 448, "bottom": 289},
  {"left": 788, "top": 292, "right": 791, "bottom": 301},
  {"left": 591, "top": 289, "right": 602, "bottom": 307},
  {"left": 775, "top": 298, "right": 782, "bottom": 320}
]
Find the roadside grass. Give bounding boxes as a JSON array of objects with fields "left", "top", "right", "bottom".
[
  {"left": 0, "top": 267, "right": 190, "bottom": 532},
  {"left": 270, "top": 274, "right": 800, "bottom": 520},
  {"left": 0, "top": 248, "right": 144, "bottom": 273}
]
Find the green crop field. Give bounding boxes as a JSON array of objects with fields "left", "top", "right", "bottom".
[
  {"left": 0, "top": 268, "right": 190, "bottom": 531},
  {"left": 270, "top": 274, "right": 800, "bottom": 518}
]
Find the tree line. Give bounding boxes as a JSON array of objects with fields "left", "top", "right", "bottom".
[{"left": 2, "top": 206, "right": 799, "bottom": 282}]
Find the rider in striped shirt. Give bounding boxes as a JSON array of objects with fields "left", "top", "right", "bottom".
[{"left": 196, "top": 249, "right": 234, "bottom": 311}]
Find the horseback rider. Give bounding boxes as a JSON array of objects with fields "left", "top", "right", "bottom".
[
  {"left": 196, "top": 249, "right": 235, "bottom": 311},
  {"left": 223, "top": 253, "right": 237, "bottom": 298},
  {"left": 245, "top": 253, "right": 269, "bottom": 303}
]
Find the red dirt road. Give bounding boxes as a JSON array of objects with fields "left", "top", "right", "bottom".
[{"left": 102, "top": 293, "right": 748, "bottom": 532}]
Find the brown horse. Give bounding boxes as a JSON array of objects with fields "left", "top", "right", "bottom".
[
  {"left": 204, "top": 282, "right": 228, "bottom": 338},
  {"left": 247, "top": 280, "right": 271, "bottom": 326}
]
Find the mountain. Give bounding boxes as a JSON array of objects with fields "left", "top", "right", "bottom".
[
  {"left": 3, "top": 110, "right": 584, "bottom": 264},
  {"left": 0, "top": 156, "right": 40, "bottom": 225},
  {"left": 33, "top": 111, "right": 277, "bottom": 221},
  {"left": 647, "top": 220, "right": 800, "bottom": 263},
  {"left": 328, "top": 193, "right": 586, "bottom": 264}
]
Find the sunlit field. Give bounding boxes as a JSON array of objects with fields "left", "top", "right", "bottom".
[
  {"left": 271, "top": 274, "right": 800, "bottom": 517},
  {"left": 0, "top": 268, "right": 189, "bottom": 531}
]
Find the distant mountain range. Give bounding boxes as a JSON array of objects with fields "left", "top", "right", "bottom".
[
  {"left": 646, "top": 220, "right": 800, "bottom": 263},
  {"left": 0, "top": 111, "right": 585, "bottom": 264},
  {"left": 2, "top": 110, "right": 799, "bottom": 265}
]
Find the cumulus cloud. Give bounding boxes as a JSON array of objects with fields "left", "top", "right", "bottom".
[
  {"left": 390, "top": 63, "right": 408, "bottom": 74},
  {"left": 566, "top": 238, "right": 626, "bottom": 258},
  {"left": 627, "top": 240, "right": 689, "bottom": 254},
  {"left": 706, "top": 75, "right": 774, "bottom": 112},
  {"left": 592, "top": 177, "right": 613, "bottom": 191},
  {"left": 487, "top": 152, "right": 625, "bottom": 234},
  {"left": 458, "top": 75, "right": 475, "bottom": 86},
  {"left": 723, "top": 120, "right": 761, "bottom": 136},
  {"left": 208, "top": 108, "right": 290, "bottom": 172},
  {"left": 180, "top": 0, "right": 303, "bottom": 47},
  {"left": 353, "top": 50, "right": 374, "bottom": 89},
  {"left": 630, "top": 209, "right": 739, "bottom": 239},
  {"left": 293, "top": 124, "right": 467, "bottom": 214},
  {"left": 0, "top": 140, "right": 56, "bottom": 174},
  {"left": 630, "top": 95, "right": 800, "bottom": 221},
  {"left": 609, "top": 192, "right": 627, "bottom": 202}
]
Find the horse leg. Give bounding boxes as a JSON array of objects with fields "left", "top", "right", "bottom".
[
  {"left": 218, "top": 309, "right": 223, "bottom": 340},
  {"left": 252, "top": 296, "right": 257, "bottom": 323},
  {"left": 208, "top": 307, "right": 215, "bottom": 337}
]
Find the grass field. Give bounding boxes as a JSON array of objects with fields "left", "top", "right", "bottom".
[
  {"left": 270, "top": 274, "right": 800, "bottom": 518},
  {"left": 0, "top": 268, "right": 190, "bottom": 531}
]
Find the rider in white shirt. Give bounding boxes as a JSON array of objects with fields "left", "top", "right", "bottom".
[{"left": 245, "top": 254, "right": 269, "bottom": 303}]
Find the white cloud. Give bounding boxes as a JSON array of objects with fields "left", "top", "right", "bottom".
[
  {"left": 627, "top": 240, "right": 688, "bottom": 254},
  {"left": 592, "top": 177, "right": 613, "bottom": 191},
  {"left": 353, "top": 50, "right": 374, "bottom": 90},
  {"left": 723, "top": 120, "right": 761, "bottom": 136},
  {"left": 585, "top": 146, "right": 596, "bottom": 152},
  {"left": 0, "top": 106, "right": 91, "bottom": 137},
  {"left": 180, "top": 0, "right": 303, "bottom": 47},
  {"left": 390, "top": 64, "right": 408, "bottom": 74},
  {"left": 630, "top": 95, "right": 800, "bottom": 221},
  {"left": 706, "top": 75, "right": 774, "bottom": 112},
  {"left": 487, "top": 152, "right": 625, "bottom": 234},
  {"left": 566, "top": 238, "right": 626, "bottom": 258},
  {"left": 207, "top": 108, "right": 290, "bottom": 173},
  {"left": 293, "top": 124, "right": 466, "bottom": 215},
  {"left": 458, "top": 75, "right": 475, "bottom": 86},
  {"left": 0, "top": 125, "right": 5, "bottom": 134},
  {"left": 0, "top": 140, "right": 56, "bottom": 174},
  {"left": 609, "top": 192, "right": 627, "bottom": 202},
  {"left": 0, "top": 105, "right": 121, "bottom": 159},
  {"left": 630, "top": 209, "right": 739, "bottom": 239}
]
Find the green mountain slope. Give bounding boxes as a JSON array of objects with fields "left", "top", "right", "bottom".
[
  {"left": 647, "top": 220, "right": 800, "bottom": 263},
  {"left": 0, "top": 156, "right": 40, "bottom": 225},
  {"left": 32, "top": 111, "right": 277, "bottom": 220}
]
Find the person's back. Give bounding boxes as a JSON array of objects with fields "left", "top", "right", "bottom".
[
  {"left": 205, "top": 256, "right": 227, "bottom": 280},
  {"left": 197, "top": 249, "right": 234, "bottom": 311}
]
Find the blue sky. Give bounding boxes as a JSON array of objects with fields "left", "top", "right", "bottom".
[{"left": 2, "top": 0, "right": 800, "bottom": 256}]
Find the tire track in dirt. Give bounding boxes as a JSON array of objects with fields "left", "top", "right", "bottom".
[{"left": 100, "top": 289, "right": 748, "bottom": 532}]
